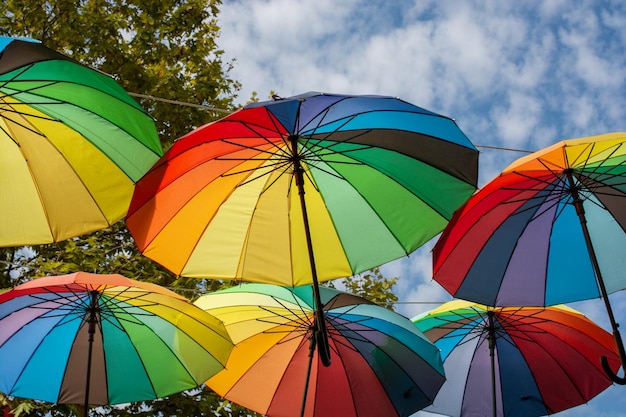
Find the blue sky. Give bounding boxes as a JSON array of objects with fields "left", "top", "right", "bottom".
[{"left": 218, "top": 1, "right": 626, "bottom": 416}]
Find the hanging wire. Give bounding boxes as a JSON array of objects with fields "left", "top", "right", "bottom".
[
  {"left": 128, "top": 92, "right": 232, "bottom": 114},
  {"left": 0, "top": 94, "right": 535, "bottom": 310},
  {"left": 130, "top": 91, "right": 536, "bottom": 155},
  {"left": 476, "top": 144, "right": 534, "bottom": 153}
]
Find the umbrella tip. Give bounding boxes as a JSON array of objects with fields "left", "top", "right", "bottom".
[{"left": 272, "top": 94, "right": 283, "bottom": 101}]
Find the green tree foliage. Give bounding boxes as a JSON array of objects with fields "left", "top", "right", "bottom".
[
  {"left": 331, "top": 267, "right": 399, "bottom": 311},
  {"left": 0, "top": 3, "right": 400, "bottom": 416},
  {"left": 0, "top": 0, "right": 241, "bottom": 146},
  {"left": 0, "top": 1, "right": 247, "bottom": 415}
]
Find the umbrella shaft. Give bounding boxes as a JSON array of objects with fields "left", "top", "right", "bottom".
[
  {"left": 487, "top": 311, "right": 497, "bottom": 417},
  {"left": 290, "top": 135, "right": 331, "bottom": 367},
  {"left": 300, "top": 336, "right": 317, "bottom": 417},
  {"left": 567, "top": 171, "right": 626, "bottom": 381},
  {"left": 567, "top": 174, "right": 621, "bottom": 335},
  {"left": 84, "top": 291, "right": 99, "bottom": 417}
]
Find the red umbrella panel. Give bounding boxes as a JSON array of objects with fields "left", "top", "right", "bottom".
[
  {"left": 0, "top": 272, "right": 233, "bottom": 417},
  {"left": 0, "top": 36, "right": 162, "bottom": 245},
  {"left": 127, "top": 92, "right": 478, "bottom": 285},
  {"left": 432, "top": 132, "right": 626, "bottom": 383},
  {"left": 413, "top": 300, "right": 620, "bottom": 417},
  {"left": 127, "top": 92, "right": 478, "bottom": 366},
  {"left": 195, "top": 283, "right": 446, "bottom": 417}
]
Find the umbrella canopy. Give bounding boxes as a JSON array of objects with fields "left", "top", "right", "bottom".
[
  {"left": 127, "top": 92, "right": 478, "bottom": 284},
  {"left": 0, "top": 36, "right": 162, "bottom": 246},
  {"left": 432, "top": 132, "right": 626, "bottom": 382},
  {"left": 194, "top": 283, "right": 445, "bottom": 417},
  {"left": 413, "top": 300, "right": 620, "bottom": 417},
  {"left": 0, "top": 272, "right": 233, "bottom": 414},
  {"left": 127, "top": 91, "right": 477, "bottom": 366}
]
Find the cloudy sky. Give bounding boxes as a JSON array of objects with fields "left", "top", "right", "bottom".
[{"left": 218, "top": 1, "right": 626, "bottom": 416}]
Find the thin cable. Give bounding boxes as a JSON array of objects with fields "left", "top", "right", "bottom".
[
  {"left": 130, "top": 92, "right": 535, "bottom": 155},
  {"left": 128, "top": 92, "right": 232, "bottom": 114},
  {"left": 476, "top": 144, "right": 534, "bottom": 153}
]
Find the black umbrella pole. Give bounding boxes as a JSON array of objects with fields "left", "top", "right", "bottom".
[
  {"left": 300, "top": 335, "right": 317, "bottom": 417},
  {"left": 291, "top": 135, "right": 331, "bottom": 367},
  {"left": 84, "top": 291, "right": 98, "bottom": 417},
  {"left": 487, "top": 311, "right": 497, "bottom": 417},
  {"left": 297, "top": 173, "right": 332, "bottom": 367},
  {"left": 570, "top": 185, "right": 626, "bottom": 384}
]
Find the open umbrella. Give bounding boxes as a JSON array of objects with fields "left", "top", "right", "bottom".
[
  {"left": 127, "top": 91, "right": 478, "bottom": 364},
  {"left": 413, "top": 300, "right": 620, "bottom": 417},
  {"left": 194, "top": 283, "right": 445, "bottom": 417},
  {"left": 432, "top": 132, "right": 626, "bottom": 383},
  {"left": 0, "top": 36, "right": 162, "bottom": 246},
  {"left": 0, "top": 272, "right": 233, "bottom": 416}
]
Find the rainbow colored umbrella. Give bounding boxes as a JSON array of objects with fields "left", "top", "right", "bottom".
[
  {"left": 433, "top": 132, "right": 626, "bottom": 383},
  {"left": 127, "top": 91, "right": 478, "bottom": 364},
  {"left": 194, "top": 283, "right": 445, "bottom": 417},
  {"left": 0, "top": 272, "right": 233, "bottom": 416},
  {"left": 413, "top": 300, "right": 620, "bottom": 417},
  {"left": 0, "top": 36, "right": 162, "bottom": 246}
]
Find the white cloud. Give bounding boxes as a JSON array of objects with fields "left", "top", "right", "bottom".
[{"left": 218, "top": 2, "right": 626, "bottom": 415}]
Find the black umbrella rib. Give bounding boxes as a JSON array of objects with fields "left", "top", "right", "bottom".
[
  {"left": 218, "top": 132, "right": 290, "bottom": 159},
  {"left": 255, "top": 295, "right": 317, "bottom": 330},
  {"left": 568, "top": 140, "right": 615, "bottom": 170},
  {"left": 427, "top": 308, "right": 490, "bottom": 344},
  {"left": 21, "top": 288, "right": 92, "bottom": 327},
  {"left": 255, "top": 316, "right": 309, "bottom": 330},
  {"left": 505, "top": 319, "right": 592, "bottom": 405},
  {"left": 299, "top": 112, "right": 359, "bottom": 147},
  {"left": 296, "top": 143, "right": 375, "bottom": 187},
  {"left": 0, "top": 112, "right": 51, "bottom": 140},
  {"left": 217, "top": 155, "right": 291, "bottom": 173},
  {"left": 301, "top": 139, "right": 376, "bottom": 166},
  {"left": 511, "top": 167, "right": 564, "bottom": 187},
  {"left": 294, "top": 103, "right": 398, "bottom": 162},
  {"left": 509, "top": 157, "right": 626, "bottom": 222},
  {"left": 274, "top": 293, "right": 318, "bottom": 318},
  {"left": 574, "top": 142, "right": 626, "bottom": 181},
  {"left": 255, "top": 308, "right": 310, "bottom": 328},
  {"left": 583, "top": 173, "right": 626, "bottom": 188},
  {"left": 0, "top": 105, "right": 58, "bottom": 121},
  {"left": 496, "top": 311, "right": 553, "bottom": 341},
  {"left": 321, "top": 328, "right": 364, "bottom": 354},
  {"left": 6, "top": 75, "right": 146, "bottom": 111},
  {"left": 1, "top": 80, "right": 63, "bottom": 103},
  {"left": 231, "top": 159, "right": 293, "bottom": 192},
  {"left": 0, "top": 63, "right": 36, "bottom": 87},
  {"left": 25, "top": 286, "right": 87, "bottom": 307},
  {"left": 500, "top": 188, "right": 564, "bottom": 217},
  {"left": 4, "top": 77, "right": 155, "bottom": 144}
]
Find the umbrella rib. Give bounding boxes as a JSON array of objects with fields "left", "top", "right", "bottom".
[
  {"left": 217, "top": 136, "right": 290, "bottom": 160},
  {"left": 0, "top": 63, "right": 34, "bottom": 87},
  {"left": 269, "top": 293, "right": 315, "bottom": 318},
  {"left": 16, "top": 287, "right": 94, "bottom": 329},
  {"left": 254, "top": 295, "right": 316, "bottom": 336},
  {"left": 1, "top": 83, "right": 64, "bottom": 107},
  {"left": 0, "top": 111, "right": 52, "bottom": 140},
  {"left": 0, "top": 104, "right": 58, "bottom": 120},
  {"left": 496, "top": 319, "right": 592, "bottom": 410},
  {"left": 3, "top": 74, "right": 157, "bottom": 145},
  {"left": 255, "top": 311, "right": 312, "bottom": 331},
  {"left": 497, "top": 181, "right": 574, "bottom": 222},
  {"left": 222, "top": 158, "right": 293, "bottom": 190},
  {"left": 3, "top": 73, "right": 155, "bottom": 120},
  {"left": 93, "top": 302, "right": 213, "bottom": 388},
  {"left": 0, "top": 64, "right": 64, "bottom": 103},
  {"left": 95, "top": 290, "right": 233, "bottom": 373}
]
